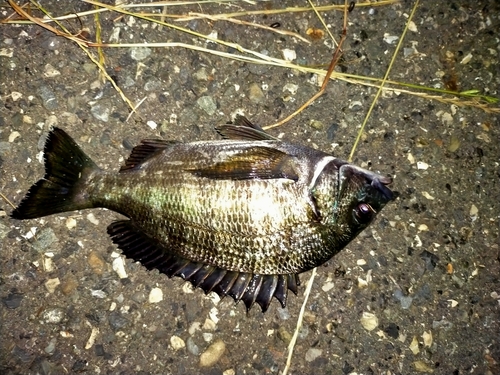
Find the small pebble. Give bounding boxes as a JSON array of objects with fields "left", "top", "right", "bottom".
[
  {"left": 194, "top": 67, "right": 209, "bottom": 81},
  {"left": 383, "top": 34, "right": 399, "bottom": 44},
  {"left": 8, "top": 131, "right": 20, "bottom": 142},
  {"left": 43, "top": 256, "right": 55, "bottom": 273},
  {"left": 42, "top": 308, "right": 65, "bottom": 324},
  {"left": 409, "top": 336, "right": 420, "bottom": 354},
  {"left": 305, "top": 348, "right": 322, "bottom": 362},
  {"left": 170, "top": 335, "right": 186, "bottom": 350},
  {"left": 32, "top": 228, "right": 57, "bottom": 252},
  {"left": 322, "top": 281, "right": 334, "bottom": 292},
  {"left": 283, "top": 83, "right": 298, "bottom": 95},
  {"left": 469, "top": 204, "right": 478, "bottom": 217},
  {"left": 248, "top": 83, "right": 265, "bottom": 103},
  {"left": 196, "top": 96, "right": 217, "bottom": 115},
  {"left": 202, "top": 318, "right": 216, "bottom": 331},
  {"left": 277, "top": 326, "right": 292, "bottom": 344},
  {"left": 147, "top": 120, "right": 158, "bottom": 130},
  {"left": 66, "top": 217, "right": 77, "bottom": 229},
  {"left": 86, "top": 213, "right": 99, "bottom": 225},
  {"left": 91, "top": 289, "right": 107, "bottom": 299},
  {"left": 186, "top": 337, "right": 200, "bottom": 355},
  {"left": 44, "top": 338, "right": 57, "bottom": 354},
  {"left": 112, "top": 257, "right": 128, "bottom": 279},
  {"left": 412, "top": 360, "right": 434, "bottom": 372},
  {"left": 148, "top": 287, "right": 163, "bottom": 303},
  {"left": 108, "top": 311, "right": 129, "bottom": 331},
  {"left": 281, "top": 48, "right": 296, "bottom": 61},
  {"left": 422, "top": 331, "right": 432, "bottom": 347},
  {"left": 421, "top": 191, "right": 435, "bottom": 200},
  {"left": 45, "top": 278, "right": 60, "bottom": 294},
  {"left": 460, "top": 53, "right": 473, "bottom": 65},
  {"left": 130, "top": 47, "right": 152, "bottom": 61},
  {"left": 83, "top": 62, "right": 97, "bottom": 74},
  {"left": 400, "top": 295, "right": 414, "bottom": 309},
  {"left": 417, "top": 161, "right": 429, "bottom": 170},
  {"left": 43, "top": 63, "right": 60, "bottom": 78},
  {"left": 60, "top": 276, "right": 78, "bottom": 295},
  {"left": 309, "top": 120, "right": 324, "bottom": 131},
  {"left": 360, "top": 312, "right": 378, "bottom": 331},
  {"left": 131, "top": 291, "right": 147, "bottom": 304},
  {"left": 88, "top": 251, "right": 106, "bottom": 275},
  {"left": 404, "top": 47, "right": 418, "bottom": 58},
  {"left": 200, "top": 339, "right": 226, "bottom": 367},
  {"left": 144, "top": 78, "right": 162, "bottom": 91},
  {"left": 90, "top": 103, "right": 110, "bottom": 122},
  {"left": 37, "top": 85, "right": 58, "bottom": 110},
  {"left": 408, "top": 21, "right": 418, "bottom": 32},
  {"left": 203, "top": 332, "right": 213, "bottom": 342},
  {"left": 2, "top": 292, "right": 24, "bottom": 309}
]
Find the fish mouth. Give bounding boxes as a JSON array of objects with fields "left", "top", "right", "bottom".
[{"left": 338, "top": 163, "right": 394, "bottom": 203}]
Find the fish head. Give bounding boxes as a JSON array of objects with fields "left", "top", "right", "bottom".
[{"left": 312, "top": 160, "right": 393, "bottom": 246}]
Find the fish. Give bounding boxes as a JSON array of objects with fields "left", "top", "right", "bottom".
[{"left": 11, "top": 116, "right": 393, "bottom": 312}]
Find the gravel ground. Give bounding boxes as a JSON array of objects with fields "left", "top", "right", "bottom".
[{"left": 1, "top": 1, "right": 499, "bottom": 375}]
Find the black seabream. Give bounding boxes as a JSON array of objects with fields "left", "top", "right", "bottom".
[{"left": 11, "top": 116, "right": 393, "bottom": 312}]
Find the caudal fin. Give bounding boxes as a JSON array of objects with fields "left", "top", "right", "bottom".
[{"left": 11, "top": 128, "right": 99, "bottom": 219}]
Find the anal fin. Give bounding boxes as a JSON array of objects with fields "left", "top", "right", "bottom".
[{"left": 107, "top": 220, "right": 302, "bottom": 312}]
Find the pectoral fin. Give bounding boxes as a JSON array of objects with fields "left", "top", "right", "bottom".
[{"left": 189, "top": 146, "right": 299, "bottom": 181}]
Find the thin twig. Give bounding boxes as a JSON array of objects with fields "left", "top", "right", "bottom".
[
  {"left": 281, "top": 3, "right": 349, "bottom": 374},
  {"left": 264, "top": 0, "right": 349, "bottom": 130},
  {"left": 3, "top": 1, "right": 497, "bottom": 113},
  {"left": 185, "top": 12, "right": 311, "bottom": 44},
  {"left": 8, "top": 0, "right": 135, "bottom": 111},
  {"left": 282, "top": 267, "right": 317, "bottom": 375},
  {"left": 0, "top": 192, "right": 16, "bottom": 209},
  {"left": 348, "top": 0, "right": 420, "bottom": 162}
]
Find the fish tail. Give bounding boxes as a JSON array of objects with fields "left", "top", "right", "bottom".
[{"left": 11, "top": 128, "right": 100, "bottom": 219}]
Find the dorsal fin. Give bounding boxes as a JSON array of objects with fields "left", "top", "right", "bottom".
[
  {"left": 120, "top": 139, "right": 178, "bottom": 171},
  {"left": 188, "top": 146, "right": 299, "bottom": 181},
  {"left": 216, "top": 115, "right": 279, "bottom": 141},
  {"left": 107, "top": 220, "right": 301, "bottom": 312}
]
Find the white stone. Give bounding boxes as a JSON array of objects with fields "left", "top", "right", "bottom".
[
  {"left": 148, "top": 287, "right": 163, "bottom": 303},
  {"left": 66, "top": 217, "right": 77, "bottom": 229},
  {"left": 86, "top": 213, "right": 99, "bottom": 225},
  {"left": 170, "top": 335, "right": 186, "bottom": 350},
  {"left": 200, "top": 339, "right": 225, "bottom": 367},
  {"left": 281, "top": 48, "right": 296, "bottom": 61},
  {"left": 360, "top": 312, "right": 378, "bottom": 331},
  {"left": 305, "top": 348, "right": 322, "bottom": 362},
  {"left": 112, "top": 257, "right": 128, "bottom": 279},
  {"left": 45, "top": 278, "right": 60, "bottom": 293},
  {"left": 416, "top": 161, "right": 429, "bottom": 170}
]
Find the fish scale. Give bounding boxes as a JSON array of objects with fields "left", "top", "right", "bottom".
[
  {"left": 94, "top": 170, "right": 315, "bottom": 274},
  {"left": 11, "top": 116, "right": 393, "bottom": 312}
]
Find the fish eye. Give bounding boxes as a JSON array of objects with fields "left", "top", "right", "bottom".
[{"left": 353, "top": 203, "right": 374, "bottom": 224}]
